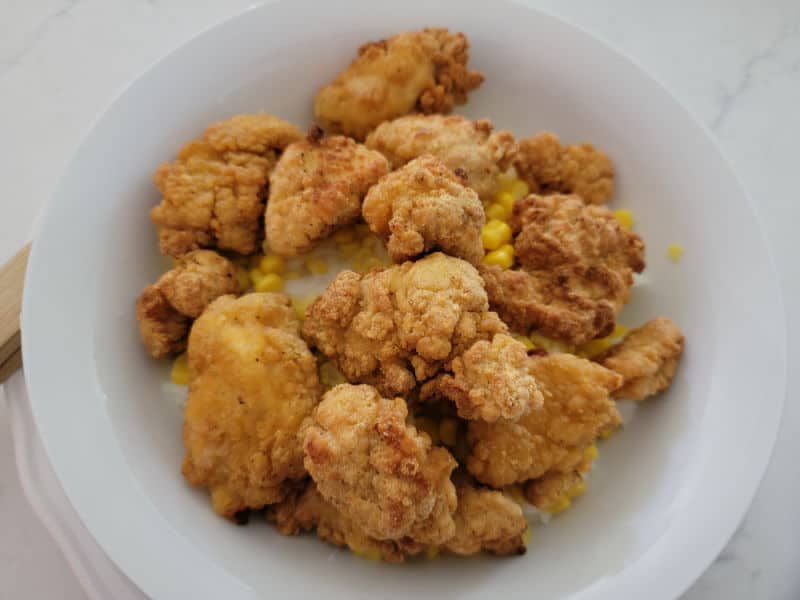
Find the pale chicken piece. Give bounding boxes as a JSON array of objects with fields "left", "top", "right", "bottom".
[
  {"left": 421, "top": 333, "right": 543, "bottom": 422},
  {"left": 362, "top": 154, "right": 485, "bottom": 264},
  {"left": 314, "top": 29, "right": 484, "bottom": 140},
  {"left": 365, "top": 114, "right": 517, "bottom": 200},
  {"left": 444, "top": 484, "right": 528, "bottom": 556},
  {"left": 467, "top": 353, "right": 622, "bottom": 488},
  {"left": 302, "top": 252, "right": 508, "bottom": 396},
  {"left": 264, "top": 130, "right": 389, "bottom": 256},
  {"left": 514, "top": 131, "right": 614, "bottom": 205},
  {"left": 304, "top": 384, "right": 457, "bottom": 544},
  {"left": 181, "top": 293, "right": 321, "bottom": 519},
  {"left": 151, "top": 113, "right": 302, "bottom": 257},
  {"left": 600, "top": 317, "right": 685, "bottom": 400},
  {"left": 135, "top": 250, "right": 238, "bottom": 358}
]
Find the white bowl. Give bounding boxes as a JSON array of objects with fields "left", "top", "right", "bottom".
[{"left": 21, "top": 1, "right": 786, "bottom": 598}]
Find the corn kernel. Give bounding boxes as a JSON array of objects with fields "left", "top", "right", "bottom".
[
  {"left": 284, "top": 270, "right": 303, "bottom": 280},
  {"left": 249, "top": 267, "right": 265, "bottom": 286},
  {"left": 170, "top": 353, "right": 189, "bottom": 386},
  {"left": 259, "top": 254, "right": 285, "bottom": 274},
  {"left": 550, "top": 496, "right": 572, "bottom": 515},
  {"left": 319, "top": 361, "right": 345, "bottom": 388},
  {"left": 509, "top": 180, "right": 530, "bottom": 201},
  {"left": 567, "top": 480, "right": 587, "bottom": 499},
  {"left": 414, "top": 416, "right": 440, "bottom": 444},
  {"left": 353, "top": 547, "right": 382, "bottom": 561},
  {"left": 577, "top": 337, "right": 613, "bottom": 359},
  {"left": 599, "top": 427, "right": 616, "bottom": 440},
  {"left": 332, "top": 228, "right": 356, "bottom": 243},
  {"left": 613, "top": 209, "right": 634, "bottom": 231},
  {"left": 497, "top": 172, "right": 518, "bottom": 194},
  {"left": 438, "top": 418, "right": 459, "bottom": 447},
  {"left": 481, "top": 219, "right": 513, "bottom": 250},
  {"left": 668, "top": 243, "right": 684, "bottom": 262},
  {"left": 236, "top": 268, "right": 251, "bottom": 292},
  {"left": 496, "top": 191, "right": 516, "bottom": 215},
  {"left": 353, "top": 253, "right": 384, "bottom": 273},
  {"left": 483, "top": 244, "right": 515, "bottom": 269},
  {"left": 485, "top": 202, "right": 508, "bottom": 222},
  {"left": 254, "top": 273, "right": 283, "bottom": 293},
  {"left": 292, "top": 295, "right": 316, "bottom": 320},
  {"left": 584, "top": 444, "right": 599, "bottom": 462},
  {"left": 424, "top": 546, "right": 440, "bottom": 560},
  {"left": 511, "top": 333, "right": 535, "bottom": 351},
  {"left": 522, "top": 527, "right": 532, "bottom": 546},
  {"left": 528, "top": 333, "right": 576, "bottom": 354},
  {"left": 305, "top": 258, "right": 329, "bottom": 275}
]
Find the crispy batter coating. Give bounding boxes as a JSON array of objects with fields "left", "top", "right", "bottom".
[
  {"left": 135, "top": 250, "right": 237, "bottom": 357},
  {"left": 304, "top": 384, "right": 457, "bottom": 543},
  {"left": 480, "top": 194, "right": 645, "bottom": 345},
  {"left": 151, "top": 113, "right": 302, "bottom": 257},
  {"left": 514, "top": 132, "right": 614, "bottom": 205},
  {"left": 365, "top": 114, "right": 517, "bottom": 200},
  {"left": 600, "top": 317, "right": 685, "bottom": 400},
  {"left": 467, "top": 353, "right": 622, "bottom": 488},
  {"left": 524, "top": 470, "right": 583, "bottom": 511},
  {"left": 302, "top": 253, "right": 508, "bottom": 396},
  {"left": 265, "top": 132, "right": 389, "bottom": 256},
  {"left": 272, "top": 482, "right": 423, "bottom": 562},
  {"left": 421, "top": 334, "right": 543, "bottom": 422},
  {"left": 362, "top": 154, "right": 485, "bottom": 264},
  {"left": 314, "top": 29, "right": 484, "bottom": 140},
  {"left": 445, "top": 484, "right": 527, "bottom": 556},
  {"left": 181, "top": 293, "right": 321, "bottom": 518}
]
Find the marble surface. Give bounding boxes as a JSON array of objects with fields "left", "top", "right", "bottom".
[{"left": 1, "top": 0, "right": 798, "bottom": 598}]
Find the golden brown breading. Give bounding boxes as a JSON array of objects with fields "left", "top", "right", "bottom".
[
  {"left": 365, "top": 114, "right": 517, "bottom": 200},
  {"left": 302, "top": 252, "right": 508, "bottom": 396},
  {"left": 444, "top": 484, "right": 527, "bottom": 556},
  {"left": 421, "top": 333, "right": 543, "bottom": 422},
  {"left": 480, "top": 194, "right": 645, "bottom": 345},
  {"left": 265, "top": 132, "right": 389, "bottom": 256},
  {"left": 151, "top": 113, "right": 302, "bottom": 257},
  {"left": 524, "top": 469, "right": 583, "bottom": 512},
  {"left": 272, "top": 482, "right": 422, "bottom": 562},
  {"left": 314, "top": 29, "right": 483, "bottom": 140},
  {"left": 600, "top": 317, "right": 685, "bottom": 400},
  {"left": 514, "top": 132, "right": 614, "bottom": 205},
  {"left": 135, "top": 250, "right": 238, "bottom": 357},
  {"left": 467, "top": 353, "right": 622, "bottom": 488},
  {"left": 304, "top": 384, "right": 457, "bottom": 544},
  {"left": 362, "top": 154, "right": 485, "bottom": 264},
  {"left": 181, "top": 293, "right": 321, "bottom": 519}
]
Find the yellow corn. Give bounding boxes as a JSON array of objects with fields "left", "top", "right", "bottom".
[
  {"left": 292, "top": 296, "right": 316, "bottom": 320},
  {"left": 567, "top": 479, "right": 587, "bottom": 499},
  {"left": 438, "top": 418, "right": 459, "bottom": 447},
  {"left": 496, "top": 191, "right": 516, "bottom": 216},
  {"left": 497, "top": 172, "right": 518, "bottom": 194},
  {"left": 339, "top": 241, "right": 361, "bottom": 259},
  {"left": 522, "top": 527, "right": 532, "bottom": 546},
  {"left": 584, "top": 444, "right": 598, "bottom": 462},
  {"left": 319, "top": 362, "right": 345, "bottom": 388},
  {"left": 509, "top": 179, "right": 530, "bottom": 200},
  {"left": 483, "top": 244, "right": 515, "bottom": 269},
  {"left": 481, "top": 219, "right": 513, "bottom": 250},
  {"left": 415, "top": 416, "right": 440, "bottom": 445},
  {"left": 170, "top": 353, "right": 189, "bottom": 386},
  {"left": 254, "top": 273, "right": 283, "bottom": 293},
  {"left": 511, "top": 333, "right": 535, "bottom": 351},
  {"left": 485, "top": 202, "right": 508, "bottom": 222},
  {"left": 353, "top": 252, "right": 384, "bottom": 273},
  {"left": 528, "top": 332, "right": 575, "bottom": 354},
  {"left": 613, "top": 209, "right": 634, "bottom": 231},
  {"left": 424, "top": 546, "right": 440, "bottom": 560},
  {"left": 353, "top": 547, "right": 382, "bottom": 561},
  {"left": 599, "top": 427, "right": 616, "bottom": 440},
  {"left": 304, "top": 258, "right": 329, "bottom": 275},
  {"left": 259, "top": 254, "right": 285, "bottom": 274},
  {"left": 668, "top": 243, "right": 684, "bottom": 262},
  {"left": 549, "top": 496, "right": 572, "bottom": 515},
  {"left": 332, "top": 228, "right": 356, "bottom": 243},
  {"left": 236, "top": 268, "right": 251, "bottom": 292}
]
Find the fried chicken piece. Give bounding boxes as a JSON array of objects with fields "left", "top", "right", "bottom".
[
  {"left": 135, "top": 250, "right": 238, "bottom": 358},
  {"left": 314, "top": 29, "right": 484, "bottom": 140},
  {"left": 362, "top": 154, "right": 485, "bottom": 264},
  {"left": 181, "top": 293, "right": 321, "bottom": 518},
  {"left": 514, "top": 132, "right": 614, "bottom": 205},
  {"left": 304, "top": 384, "right": 457, "bottom": 544},
  {"left": 365, "top": 114, "right": 517, "bottom": 200},
  {"left": 600, "top": 317, "right": 685, "bottom": 401},
  {"left": 151, "top": 113, "right": 302, "bottom": 257},
  {"left": 420, "top": 333, "right": 543, "bottom": 422},
  {"left": 302, "top": 252, "right": 508, "bottom": 396},
  {"left": 480, "top": 194, "right": 645, "bottom": 345},
  {"left": 265, "top": 131, "right": 389, "bottom": 256},
  {"left": 524, "top": 469, "right": 584, "bottom": 512},
  {"left": 467, "top": 353, "right": 622, "bottom": 488},
  {"left": 272, "top": 482, "right": 423, "bottom": 562}
]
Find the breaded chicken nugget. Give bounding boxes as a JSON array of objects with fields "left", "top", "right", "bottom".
[
  {"left": 181, "top": 293, "right": 321, "bottom": 518},
  {"left": 600, "top": 317, "right": 685, "bottom": 400},
  {"left": 480, "top": 194, "right": 645, "bottom": 345},
  {"left": 302, "top": 252, "right": 508, "bottom": 396},
  {"left": 151, "top": 113, "right": 302, "bottom": 257},
  {"left": 421, "top": 333, "right": 543, "bottom": 422},
  {"left": 314, "top": 29, "right": 484, "bottom": 140},
  {"left": 365, "top": 114, "right": 517, "bottom": 200},
  {"left": 514, "top": 132, "right": 614, "bottom": 205},
  {"left": 467, "top": 353, "right": 622, "bottom": 488},
  {"left": 445, "top": 484, "right": 527, "bottom": 556},
  {"left": 135, "top": 250, "right": 238, "bottom": 357},
  {"left": 362, "top": 154, "right": 485, "bottom": 264},
  {"left": 304, "top": 384, "right": 457, "bottom": 544},
  {"left": 265, "top": 130, "right": 389, "bottom": 256}
]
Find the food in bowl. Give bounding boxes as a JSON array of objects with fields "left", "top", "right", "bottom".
[{"left": 134, "top": 26, "right": 685, "bottom": 562}]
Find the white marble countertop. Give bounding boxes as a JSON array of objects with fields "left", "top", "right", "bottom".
[{"left": 1, "top": 1, "right": 798, "bottom": 598}]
